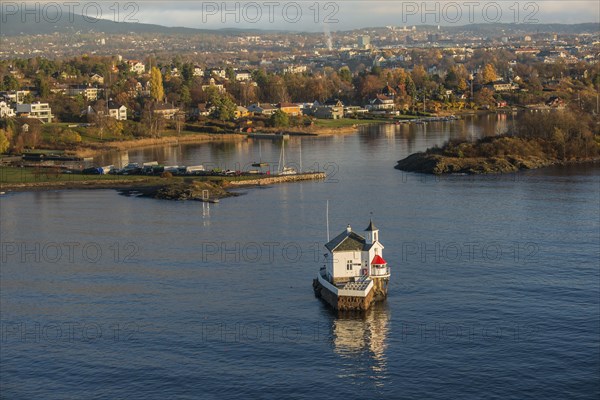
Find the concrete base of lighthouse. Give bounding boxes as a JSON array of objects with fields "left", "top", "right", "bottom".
[
  {"left": 372, "top": 277, "right": 390, "bottom": 302},
  {"left": 313, "top": 277, "right": 387, "bottom": 311}
]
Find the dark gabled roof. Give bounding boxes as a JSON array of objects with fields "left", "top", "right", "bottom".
[
  {"left": 365, "top": 219, "right": 377, "bottom": 232},
  {"left": 107, "top": 101, "right": 124, "bottom": 110},
  {"left": 325, "top": 229, "right": 367, "bottom": 252},
  {"left": 153, "top": 102, "right": 177, "bottom": 110},
  {"left": 382, "top": 85, "right": 397, "bottom": 95},
  {"left": 375, "top": 94, "right": 393, "bottom": 102},
  {"left": 324, "top": 98, "right": 343, "bottom": 106}
]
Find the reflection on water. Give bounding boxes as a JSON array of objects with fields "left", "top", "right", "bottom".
[
  {"left": 1, "top": 112, "right": 598, "bottom": 399},
  {"left": 201, "top": 202, "right": 211, "bottom": 225},
  {"left": 95, "top": 114, "right": 514, "bottom": 169},
  {"left": 333, "top": 304, "right": 391, "bottom": 386}
]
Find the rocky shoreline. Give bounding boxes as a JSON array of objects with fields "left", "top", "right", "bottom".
[
  {"left": 395, "top": 152, "right": 600, "bottom": 175},
  {"left": 0, "top": 170, "right": 327, "bottom": 199},
  {"left": 118, "top": 181, "right": 235, "bottom": 202}
]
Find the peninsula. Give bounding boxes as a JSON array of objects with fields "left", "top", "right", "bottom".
[{"left": 395, "top": 110, "right": 600, "bottom": 175}]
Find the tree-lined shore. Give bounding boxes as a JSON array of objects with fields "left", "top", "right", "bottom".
[{"left": 395, "top": 109, "right": 600, "bottom": 174}]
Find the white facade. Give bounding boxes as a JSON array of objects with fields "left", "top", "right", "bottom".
[
  {"left": 324, "top": 221, "right": 388, "bottom": 284},
  {"left": 0, "top": 101, "right": 15, "bottom": 118},
  {"left": 193, "top": 66, "right": 204, "bottom": 77},
  {"left": 128, "top": 61, "right": 146, "bottom": 75},
  {"left": 235, "top": 71, "right": 252, "bottom": 81},
  {"left": 67, "top": 85, "right": 101, "bottom": 101},
  {"left": 16, "top": 102, "right": 53, "bottom": 123},
  {"left": 283, "top": 65, "right": 307, "bottom": 74},
  {"left": 108, "top": 104, "right": 127, "bottom": 121}
]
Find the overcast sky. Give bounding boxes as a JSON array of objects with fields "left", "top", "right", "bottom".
[
  {"left": 121, "top": 1, "right": 599, "bottom": 31},
  {"left": 13, "top": 1, "right": 597, "bottom": 31}
]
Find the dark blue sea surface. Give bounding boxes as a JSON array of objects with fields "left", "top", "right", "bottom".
[{"left": 1, "top": 115, "right": 599, "bottom": 399}]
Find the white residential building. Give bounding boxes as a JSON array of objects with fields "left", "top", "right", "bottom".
[
  {"left": 324, "top": 221, "right": 387, "bottom": 284},
  {"left": 0, "top": 101, "right": 15, "bottom": 118},
  {"left": 235, "top": 70, "right": 252, "bottom": 81},
  {"left": 127, "top": 60, "right": 146, "bottom": 75},
  {"left": 16, "top": 102, "right": 54, "bottom": 123},
  {"left": 67, "top": 85, "right": 101, "bottom": 101},
  {"left": 108, "top": 101, "right": 127, "bottom": 121},
  {"left": 193, "top": 66, "right": 204, "bottom": 77}
]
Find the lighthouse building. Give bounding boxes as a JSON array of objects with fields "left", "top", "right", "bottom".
[
  {"left": 324, "top": 220, "right": 389, "bottom": 284},
  {"left": 314, "top": 220, "right": 390, "bottom": 310}
]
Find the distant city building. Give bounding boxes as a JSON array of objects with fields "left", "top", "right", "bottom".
[{"left": 358, "top": 35, "right": 371, "bottom": 49}]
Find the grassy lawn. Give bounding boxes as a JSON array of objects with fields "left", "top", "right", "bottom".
[
  {"left": 0, "top": 167, "right": 160, "bottom": 184},
  {"left": 314, "top": 116, "right": 423, "bottom": 128},
  {"left": 0, "top": 167, "right": 298, "bottom": 185},
  {"left": 313, "top": 118, "right": 378, "bottom": 128},
  {"left": 41, "top": 123, "right": 134, "bottom": 144}
]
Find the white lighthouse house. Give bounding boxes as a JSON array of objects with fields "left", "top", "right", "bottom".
[
  {"left": 323, "top": 220, "right": 389, "bottom": 284},
  {"left": 315, "top": 220, "right": 390, "bottom": 310}
]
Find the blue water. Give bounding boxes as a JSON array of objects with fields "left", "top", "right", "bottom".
[{"left": 1, "top": 116, "right": 599, "bottom": 399}]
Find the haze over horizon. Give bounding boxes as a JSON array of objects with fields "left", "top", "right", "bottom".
[
  {"left": 112, "top": 1, "right": 600, "bottom": 31},
  {"left": 2, "top": 1, "right": 598, "bottom": 33}
]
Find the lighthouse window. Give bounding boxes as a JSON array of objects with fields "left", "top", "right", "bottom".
[{"left": 346, "top": 260, "right": 353, "bottom": 270}]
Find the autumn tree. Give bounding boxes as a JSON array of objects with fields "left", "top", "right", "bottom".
[
  {"left": 411, "top": 65, "right": 428, "bottom": 89},
  {"left": 0, "top": 129, "right": 10, "bottom": 153},
  {"left": 481, "top": 64, "right": 497, "bottom": 84},
  {"left": 474, "top": 87, "right": 496, "bottom": 108},
  {"left": 150, "top": 67, "right": 164, "bottom": 102}
]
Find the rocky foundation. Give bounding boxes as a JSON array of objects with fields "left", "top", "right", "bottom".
[{"left": 313, "top": 278, "right": 386, "bottom": 311}]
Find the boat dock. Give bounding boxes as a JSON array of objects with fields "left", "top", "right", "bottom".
[
  {"left": 247, "top": 133, "right": 290, "bottom": 140},
  {"left": 227, "top": 172, "right": 326, "bottom": 186}
]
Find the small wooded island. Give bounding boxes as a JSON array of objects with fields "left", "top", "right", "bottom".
[{"left": 396, "top": 110, "right": 600, "bottom": 175}]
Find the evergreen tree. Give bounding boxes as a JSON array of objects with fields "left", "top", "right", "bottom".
[{"left": 270, "top": 110, "right": 289, "bottom": 127}]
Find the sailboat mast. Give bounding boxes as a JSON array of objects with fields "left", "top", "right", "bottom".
[
  {"left": 279, "top": 141, "right": 285, "bottom": 173},
  {"left": 299, "top": 139, "right": 302, "bottom": 173},
  {"left": 278, "top": 141, "right": 282, "bottom": 173},
  {"left": 326, "top": 200, "right": 330, "bottom": 242}
]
